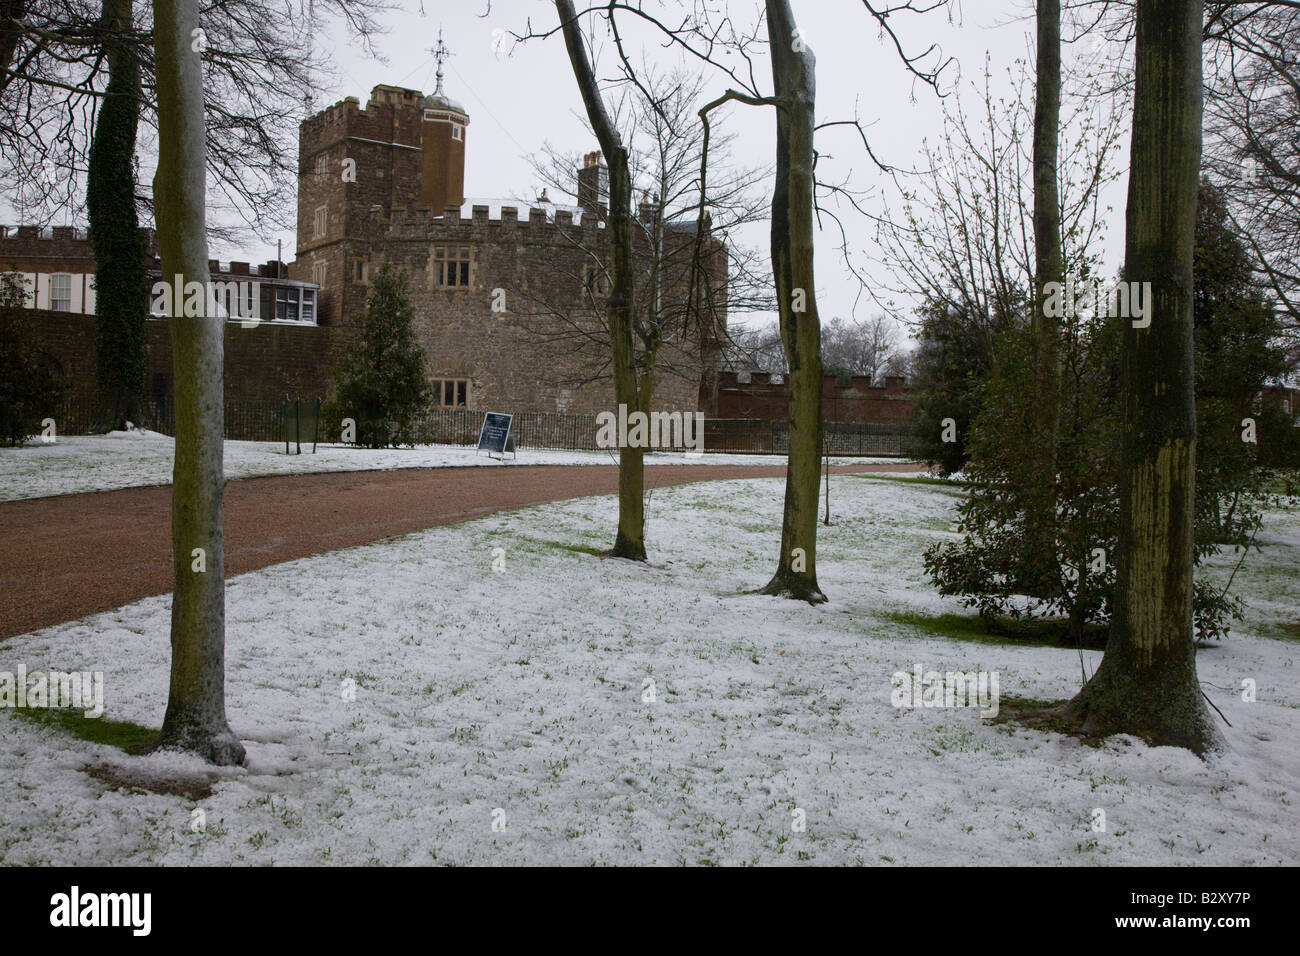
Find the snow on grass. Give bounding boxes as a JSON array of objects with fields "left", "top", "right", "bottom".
[
  {"left": 0, "top": 434, "right": 909, "bottom": 502},
  {"left": 0, "top": 474, "right": 1296, "bottom": 865}
]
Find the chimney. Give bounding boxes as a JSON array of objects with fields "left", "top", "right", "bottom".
[
  {"left": 577, "top": 151, "right": 608, "bottom": 218},
  {"left": 638, "top": 190, "right": 660, "bottom": 225}
]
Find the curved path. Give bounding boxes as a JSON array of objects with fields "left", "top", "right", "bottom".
[{"left": 0, "top": 461, "right": 920, "bottom": 641}]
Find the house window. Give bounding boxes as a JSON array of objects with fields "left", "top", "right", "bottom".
[
  {"left": 434, "top": 245, "right": 471, "bottom": 287},
  {"left": 275, "top": 286, "right": 300, "bottom": 322},
  {"left": 314, "top": 154, "right": 328, "bottom": 184},
  {"left": 452, "top": 126, "right": 463, "bottom": 141},
  {"left": 583, "top": 262, "right": 609, "bottom": 296},
  {"left": 300, "top": 289, "right": 315, "bottom": 324},
  {"left": 313, "top": 260, "right": 327, "bottom": 286},
  {"left": 314, "top": 205, "right": 327, "bottom": 239},
  {"left": 49, "top": 273, "right": 72, "bottom": 311},
  {"left": 432, "top": 378, "right": 469, "bottom": 407}
]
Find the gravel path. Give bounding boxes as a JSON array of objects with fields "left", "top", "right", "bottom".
[{"left": 0, "top": 461, "right": 923, "bottom": 640}]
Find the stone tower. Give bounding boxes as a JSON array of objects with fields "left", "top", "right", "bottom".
[{"left": 421, "top": 30, "right": 469, "bottom": 212}]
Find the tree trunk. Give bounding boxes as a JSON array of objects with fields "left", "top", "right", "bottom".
[
  {"left": 88, "top": 0, "right": 148, "bottom": 432},
  {"left": 1057, "top": 0, "right": 1220, "bottom": 756},
  {"left": 0, "top": 1, "right": 28, "bottom": 94},
  {"left": 556, "top": 0, "right": 645, "bottom": 560},
  {"left": 152, "top": 0, "right": 244, "bottom": 765},
  {"left": 1025, "top": 0, "right": 1063, "bottom": 594},
  {"left": 761, "top": 0, "right": 824, "bottom": 603}
]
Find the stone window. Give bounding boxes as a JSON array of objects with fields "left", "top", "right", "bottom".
[
  {"left": 313, "top": 260, "right": 327, "bottom": 286},
  {"left": 314, "top": 154, "right": 328, "bottom": 184},
  {"left": 354, "top": 260, "right": 366, "bottom": 282},
  {"left": 314, "top": 205, "right": 327, "bottom": 239},
  {"left": 432, "top": 378, "right": 469, "bottom": 408},
  {"left": 434, "top": 245, "right": 471, "bottom": 288},
  {"left": 49, "top": 274, "right": 72, "bottom": 311},
  {"left": 452, "top": 126, "right": 463, "bottom": 142}
]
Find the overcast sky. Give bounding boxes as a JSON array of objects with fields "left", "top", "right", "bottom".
[
  {"left": 283, "top": 0, "right": 1130, "bottom": 337},
  {"left": 15, "top": 0, "right": 1134, "bottom": 339}
]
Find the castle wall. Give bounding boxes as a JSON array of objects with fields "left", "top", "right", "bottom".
[
  {"left": 334, "top": 205, "right": 702, "bottom": 415},
  {"left": 22, "top": 309, "right": 348, "bottom": 409},
  {"left": 290, "top": 83, "right": 715, "bottom": 416},
  {"left": 716, "top": 371, "right": 916, "bottom": 424}
]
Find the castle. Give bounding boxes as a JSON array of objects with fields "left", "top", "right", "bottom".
[
  {"left": 0, "top": 54, "right": 725, "bottom": 420},
  {"left": 283, "top": 59, "right": 726, "bottom": 415}
]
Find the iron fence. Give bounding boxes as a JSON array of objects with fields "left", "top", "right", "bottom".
[{"left": 48, "top": 395, "right": 910, "bottom": 456}]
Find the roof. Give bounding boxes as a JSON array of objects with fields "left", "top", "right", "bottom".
[{"left": 424, "top": 92, "right": 467, "bottom": 115}]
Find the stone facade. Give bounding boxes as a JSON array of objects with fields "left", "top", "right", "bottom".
[
  {"left": 2, "top": 76, "right": 723, "bottom": 420},
  {"left": 289, "top": 84, "right": 722, "bottom": 415}
]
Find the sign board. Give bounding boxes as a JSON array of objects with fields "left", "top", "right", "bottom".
[
  {"left": 284, "top": 396, "right": 321, "bottom": 455},
  {"left": 476, "top": 412, "right": 516, "bottom": 460}
]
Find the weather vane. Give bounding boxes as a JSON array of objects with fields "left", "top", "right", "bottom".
[{"left": 430, "top": 28, "right": 451, "bottom": 97}]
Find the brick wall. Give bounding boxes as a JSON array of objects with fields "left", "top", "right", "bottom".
[
  {"left": 28, "top": 310, "right": 349, "bottom": 413},
  {"left": 716, "top": 370, "right": 916, "bottom": 425}
]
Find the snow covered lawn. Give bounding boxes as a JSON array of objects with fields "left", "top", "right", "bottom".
[
  {"left": 0, "top": 474, "right": 1296, "bottom": 865},
  {"left": 0, "top": 433, "right": 907, "bottom": 502}
]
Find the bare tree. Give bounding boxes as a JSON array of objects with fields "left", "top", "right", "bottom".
[
  {"left": 821, "top": 313, "right": 899, "bottom": 382},
  {"left": 871, "top": 51, "right": 1126, "bottom": 346},
  {"left": 1, "top": 0, "right": 388, "bottom": 234},
  {"left": 524, "top": 0, "right": 955, "bottom": 597},
  {"left": 152, "top": 0, "right": 242, "bottom": 765},
  {"left": 1057, "top": 0, "right": 1221, "bottom": 756},
  {"left": 521, "top": 68, "right": 770, "bottom": 422},
  {"left": 554, "top": 0, "right": 648, "bottom": 560},
  {"left": 1027, "top": 0, "right": 1064, "bottom": 583},
  {"left": 3, "top": 0, "right": 388, "bottom": 426},
  {"left": 759, "top": 0, "right": 824, "bottom": 602},
  {"left": 1203, "top": 1, "right": 1300, "bottom": 345},
  {"left": 725, "top": 320, "right": 788, "bottom": 375}
]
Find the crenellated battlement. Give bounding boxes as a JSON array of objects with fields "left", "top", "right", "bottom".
[
  {"left": 0, "top": 225, "right": 158, "bottom": 264},
  {"left": 299, "top": 86, "right": 425, "bottom": 153},
  {"left": 0, "top": 225, "right": 88, "bottom": 241},
  {"left": 378, "top": 202, "right": 605, "bottom": 244}
]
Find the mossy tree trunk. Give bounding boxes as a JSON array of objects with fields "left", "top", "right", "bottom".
[
  {"left": 88, "top": 0, "right": 147, "bottom": 432},
  {"left": 152, "top": 0, "right": 244, "bottom": 765},
  {"left": 1026, "top": 0, "right": 1063, "bottom": 593},
  {"left": 557, "top": 0, "right": 645, "bottom": 560},
  {"left": 761, "top": 0, "right": 824, "bottom": 603},
  {"left": 1057, "top": 0, "right": 1220, "bottom": 756}
]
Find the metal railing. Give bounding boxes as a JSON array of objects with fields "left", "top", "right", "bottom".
[{"left": 48, "top": 395, "right": 911, "bottom": 456}]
